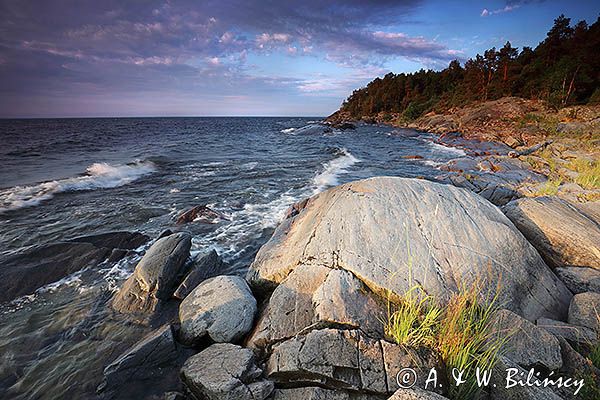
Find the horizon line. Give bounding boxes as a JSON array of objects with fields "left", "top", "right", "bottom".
[{"left": 0, "top": 115, "right": 328, "bottom": 120}]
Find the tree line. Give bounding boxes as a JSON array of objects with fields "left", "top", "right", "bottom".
[{"left": 339, "top": 15, "right": 600, "bottom": 120}]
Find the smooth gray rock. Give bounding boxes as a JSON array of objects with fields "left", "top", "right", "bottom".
[
  {"left": 568, "top": 292, "right": 600, "bottom": 332},
  {"left": 99, "top": 325, "right": 178, "bottom": 393},
  {"left": 248, "top": 177, "right": 571, "bottom": 322},
  {"left": 112, "top": 232, "right": 191, "bottom": 314},
  {"left": 555, "top": 267, "right": 600, "bottom": 294},
  {"left": 265, "top": 328, "right": 438, "bottom": 395},
  {"left": 174, "top": 250, "right": 224, "bottom": 300},
  {"left": 181, "top": 343, "right": 273, "bottom": 400},
  {"left": 537, "top": 318, "right": 597, "bottom": 346},
  {"left": 0, "top": 231, "right": 148, "bottom": 302},
  {"left": 272, "top": 387, "right": 386, "bottom": 400},
  {"left": 503, "top": 196, "right": 600, "bottom": 269},
  {"left": 388, "top": 388, "right": 450, "bottom": 400},
  {"left": 492, "top": 309, "right": 562, "bottom": 370},
  {"left": 246, "top": 265, "right": 385, "bottom": 350},
  {"left": 179, "top": 275, "right": 257, "bottom": 345}
]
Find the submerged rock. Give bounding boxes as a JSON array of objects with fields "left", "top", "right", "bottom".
[
  {"left": 503, "top": 196, "right": 600, "bottom": 269},
  {"left": 0, "top": 231, "right": 148, "bottom": 303},
  {"left": 112, "top": 232, "right": 191, "bottom": 315},
  {"left": 176, "top": 205, "right": 227, "bottom": 224},
  {"left": 248, "top": 177, "right": 571, "bottom": 322},
  {"left": 173, "top": 250, "right": 224, "bottom": 300},
  {"left": 98, "top": 325, "right": 178, "bottom": 396},
  {"left": 181, "top": 343, "right": 273, "bottom": 400},
  {"left": 179, "top": 275, "right": 257, "bottom": 345}
]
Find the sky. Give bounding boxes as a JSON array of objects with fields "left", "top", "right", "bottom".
[{"left": 0, "top": 0, "right": 597, "bottom": 118}]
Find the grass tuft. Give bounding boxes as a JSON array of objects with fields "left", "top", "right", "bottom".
[
  {"left": 385, "top": 277, "right": 506, "bottom": 400},
  {"left": 532, "top": 177, "right": 562, "bottom": 196}
]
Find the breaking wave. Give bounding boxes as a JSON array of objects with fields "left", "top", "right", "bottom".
[{"left": 0, "top": 161, "right": 156, "bottom": 213}]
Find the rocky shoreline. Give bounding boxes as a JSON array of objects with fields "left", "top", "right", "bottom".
[
  {"left": 81, "top": 174, "right": 598, "bottom": 399},
  {"left": 2, "top": 108, "right": 599, "bottom": 399}
]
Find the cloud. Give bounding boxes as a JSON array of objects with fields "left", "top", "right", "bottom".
[
  {"left": 481, "top": 4, "right": 520, "bottom": 17},
  {"left": 0, "top": 0, "right": 464, "bottom": 116}
]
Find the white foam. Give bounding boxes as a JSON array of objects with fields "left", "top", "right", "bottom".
[
  {"left": 0, "top": 161, "right": 155, "bottom": 212},
  {"left": 427, "top": 141, "right": 466, "bottom": 157},
  {"left": 191, "top": 148, "right": 359, "bottom": 260},
  {"left": 312, "top": 148, "right": 359, "bottom": 194},
  {"left": 280, "top": 127, "right": 296, "bottom": 134}
]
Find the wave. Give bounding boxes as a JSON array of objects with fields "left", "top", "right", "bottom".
[
  {"left": 312, "top": 148, "right": 359, "bottom": 194},
  {"left": 0, "top": 161, "right": 156, "bottom": 213},
  {"left": 280, "top": 127, "right": 296, "bottom": 134},
  {"left": 427, "top": 141, "right": 466, "bottom": 157},
  {"left": 190, "top": 148, "right": 359, "bottom": 261}
]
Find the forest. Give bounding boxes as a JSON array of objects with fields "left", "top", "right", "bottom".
[{"left": 339, "top": 15, "right": 600, "bottom": 120}]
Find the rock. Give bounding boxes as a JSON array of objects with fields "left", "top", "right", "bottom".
[
  {"left": 313, "top": 269, "right": 384, "bottom": 337},
  {"left": 555, "top": 267, "right": 600, "bottom": 294},
  {"left": 179, "top": 275, "right": 257, "bottom": 345},
  {"left": 246, "top": 265, "right": 384, "bottom": 350},
  {"left": 112, "top": 232, "right": 191, "bottom": 314},
  {"left": 173, "top": 250, "right": 224, "bottom": 300},
  {"left": 333, "top": 122, "right": 356, "bottom": 130},
  {"left": 492, "top": 309, "right": 562, "bottom": 370},
  {"left": 556, "top": 336, "right": 600, "bottom": 382},
  {"left": 163, "top": 392, "right": 185, "bottom": 400},
  {"left": 380, "top": 340, "right": 440, "bottom": 394},
  {"left": 502, "top": 196, "right": 600, "bottom": 269},
  {"left": 488, "top": 356, "right": 565, "bottom": 400},
  {"left": 248, "top": 177, "right": 571, "bottom": 322},
  {"left": 180, "top": 343, "right": 273, "bottom": 400},
  {"left": 69, "top": 231, "right": 148, "bottom": 250},
  {"left": 388, "top": 388, "right": 450, "bottom": 400},
  {"left": 272, "top": 387, "right": 386, "bottom": 400},
  {"left": 0, "top": 231, "right": 148, "bottom": 302},
  {"left": 537, "top": 318, "right": 597, "bottom": 346},
  {"left": 266, "top": 328, "right": 438, "bottom": 395},
  {"left": 99, "top": 325, "right": 178, "bottom": 395},
  {"left": 176, "top": 205, "right": 227, "bottom": 224},
  {"left": 568, "top": 292, "right": 600, "bottom": 332}
]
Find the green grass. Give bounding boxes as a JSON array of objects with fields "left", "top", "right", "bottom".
[
  {"left": 532, "top": 177, "right": 562, "bottom": 196},
  {"left": 385, "top": 278, "right": 506, "bottom": 400},
  {"left": 385, "top": 286, "right": 441, "bottom": 347},
  {"left": 568, "top": 159, "right": 600, "bottom": 189}
]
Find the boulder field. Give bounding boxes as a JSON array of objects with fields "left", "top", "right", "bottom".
[{"left": 97, "top": 176, "right": 600, "bottom": 400}]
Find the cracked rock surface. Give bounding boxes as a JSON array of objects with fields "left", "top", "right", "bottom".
[
  {"left": 247, "top": 177, "right": 571, "bottom": 322},
  {"left": 181, "top": 343, "right": 273, "bottom": 400}
]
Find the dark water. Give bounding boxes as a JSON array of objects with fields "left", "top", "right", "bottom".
[{"left": 0, "top": 117, "right": 469, "bottom": 399}]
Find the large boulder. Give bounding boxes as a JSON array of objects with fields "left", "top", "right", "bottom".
[
  {"left": 492, "top": 309, "right": 562, "bottom": 371},
  {"left": 98, "top": 325, "right": 178, "bottom": 397},
  {"left": 179, "top": 275, "right": 257, "bottom": 345},
  {"left": 0, "top": 231, "right": 148, "bottom": 302},
  {"left": 173, "top": 250, "right": 224, "bottom": 300},
  {"left": 112, "top": 232, "right": 191, "bottom": 314},
  {"left": 248, "top": 177, "right": 571, "bottom": 321},
  {"left": 180, "top": 343, "right": 273, "bottom": 400},
  {"left": 502, "top": 196, "right": 600, "bottom": 269},
  {"left": 568, "top": 292, "right": 600, "bottom": 332}
]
